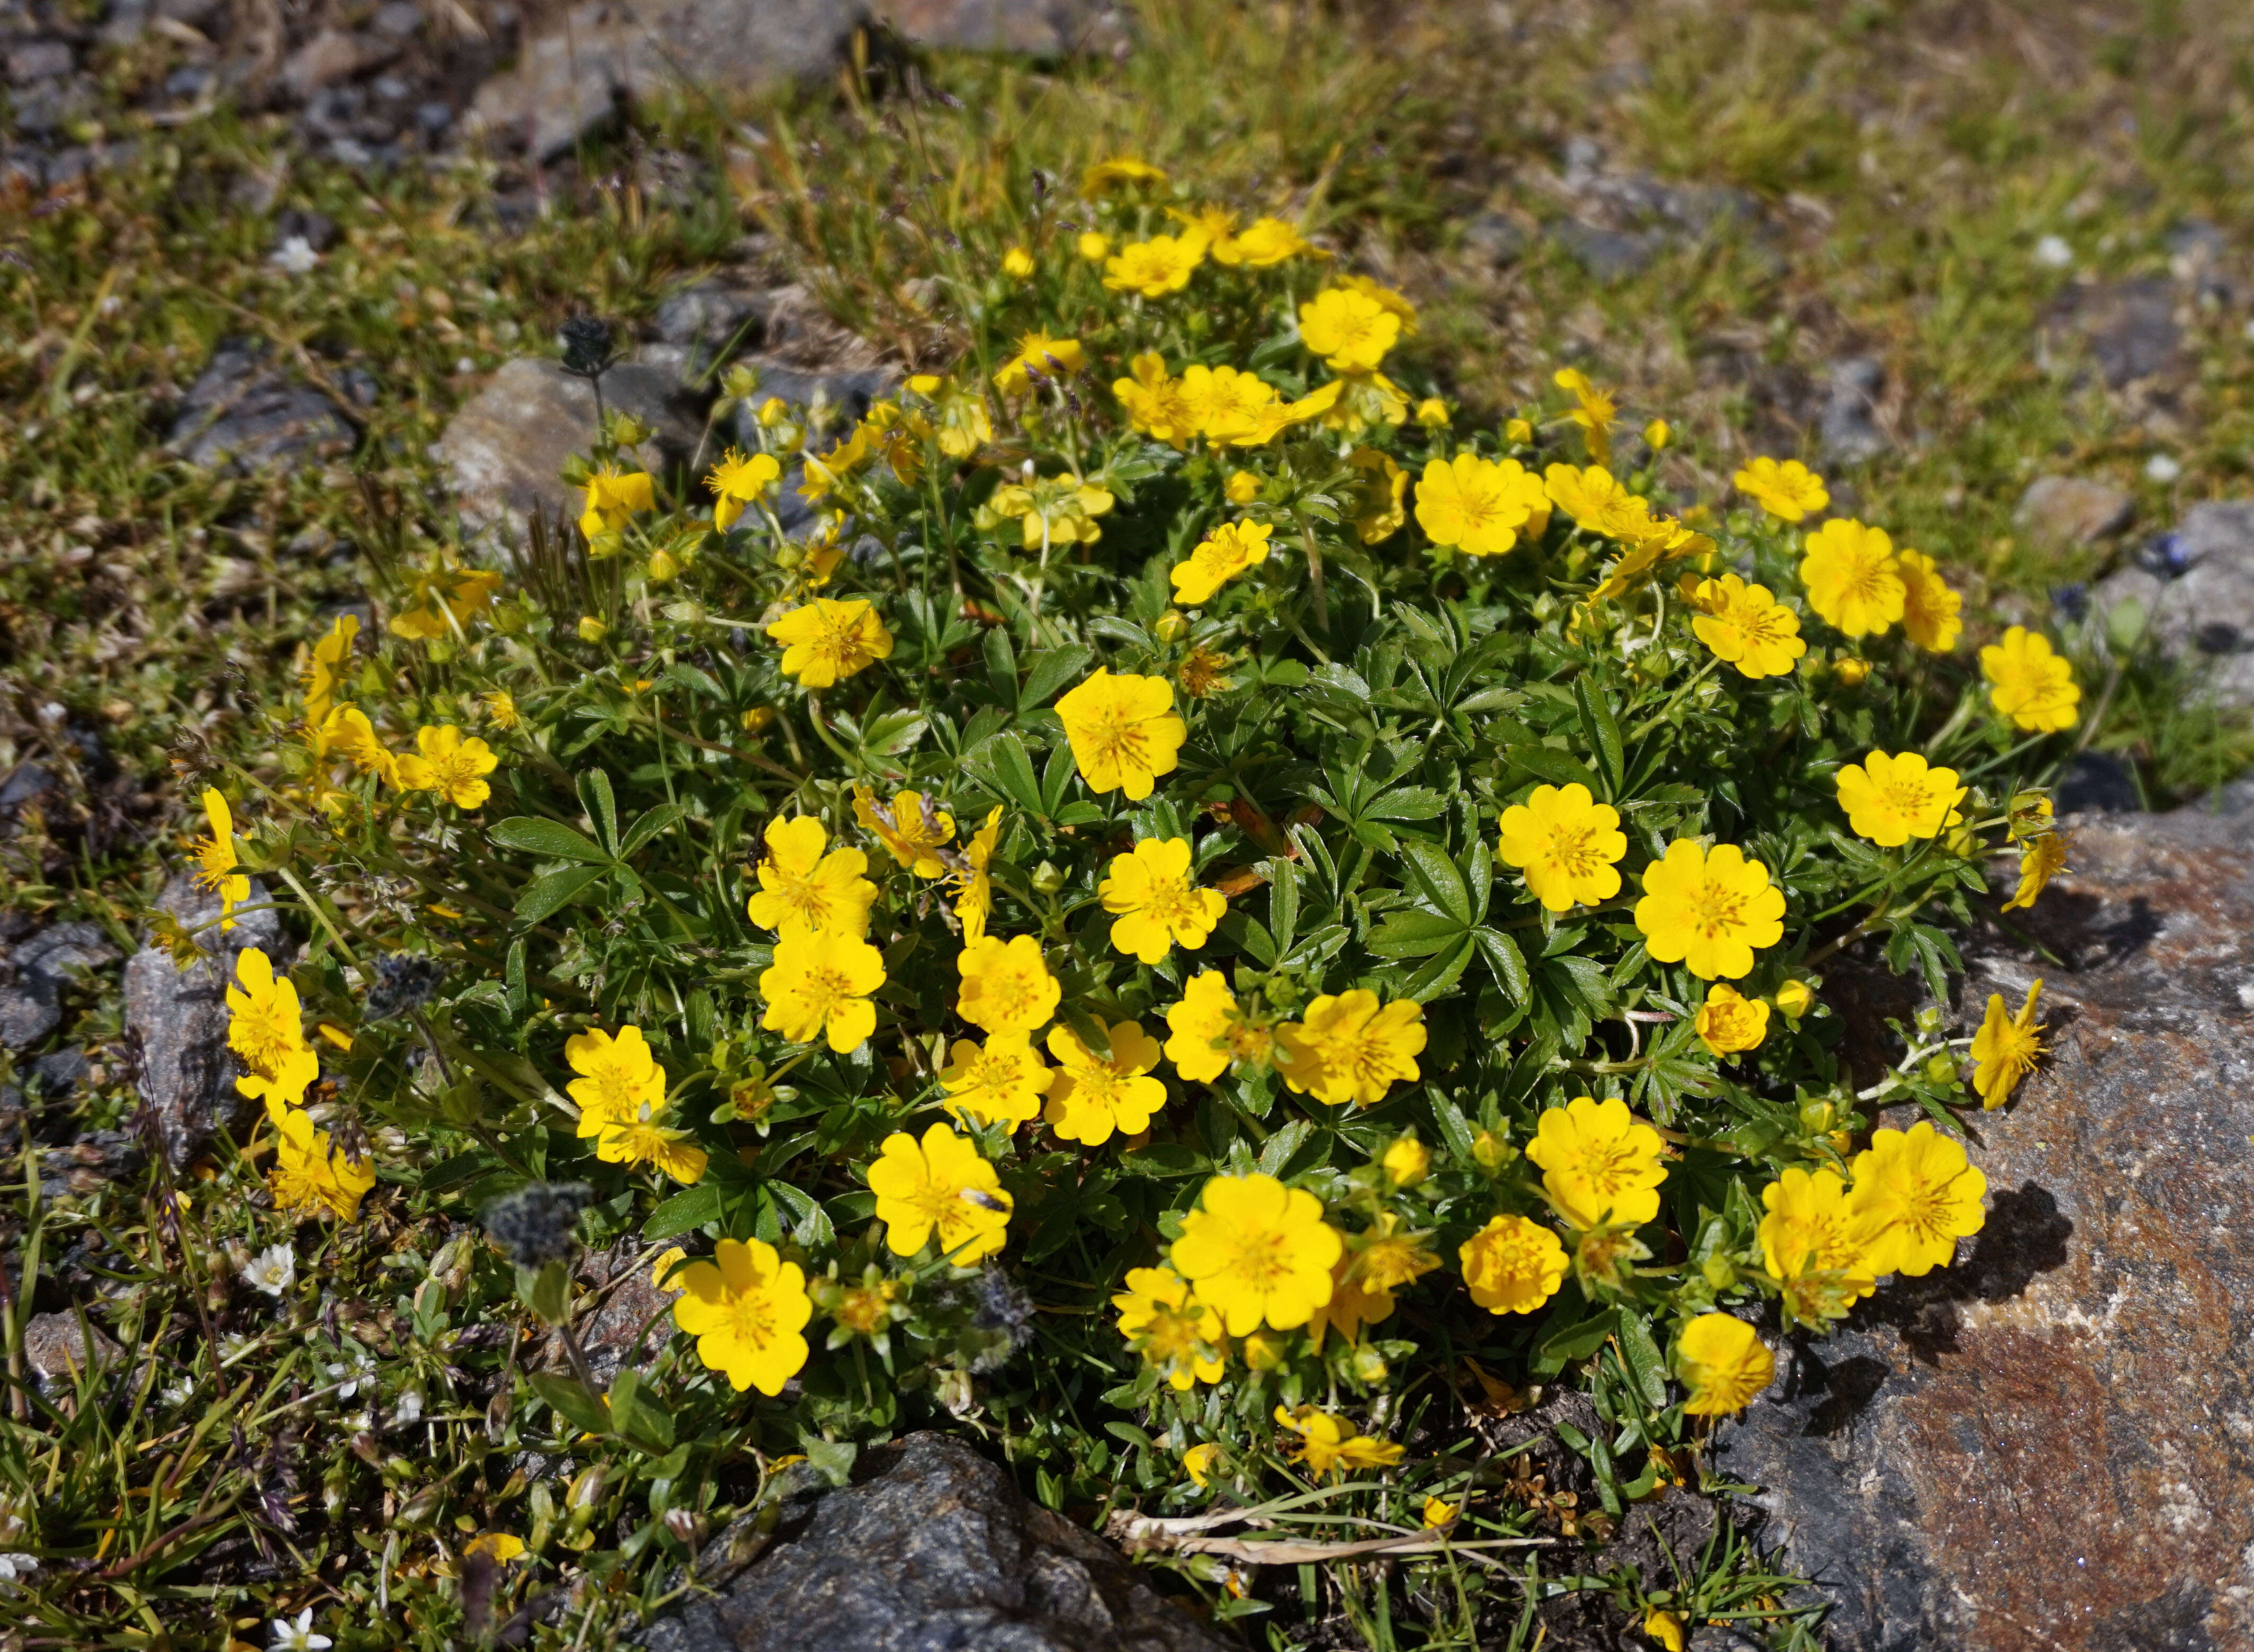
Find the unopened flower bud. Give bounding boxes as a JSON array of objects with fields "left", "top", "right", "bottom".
[
  {"left": 1774, "top": 980, "right": 1814, "bottom": 1019},
  {"left": 1382, "top": 1135, "right": 1430, "bottom": 1188},
  {"left": 1155, "top": 610, "right": 1188, "bottom": 642}
]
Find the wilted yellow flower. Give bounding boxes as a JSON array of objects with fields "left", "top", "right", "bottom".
[
  {"left": 906, "top": 374, "right": 994, "bottom": 458},
  {"left": 759, "top": 928, "right": 886, "bottom": 1052},
  {"left": 1980, "top": 626, "right": 2080, "bottom": 733},
  {"left": 1526, "top": 1096, "right": 1667, "bottom": 1231},
  {"left": 1172, "top": 1172, "right": 1341, "bottom": 1334},
  {"left": 1416, "top": 453, "right": 1548, "bottom": 556},
  {"left": 269, "top": 1106, "right": 377, "bottom": 1223},
  {"left": 1104, "top": 233, "right": 1206, "bottom": 298},
  {"left": 1169, "top": 519, "right": 1272, "bottom": 605},
  {"left": 1112, "top": 1265, "right": 1226, "bottom": 1389},
  {"left": 1346, "top": 447, "right": 1408, "bottom": 543},
  {"left": 1114, "top": 352, "right": 1198, "bottom": 449},
  {"left": 1543, "top": 463, "right": 1652, "bottom": 541},
  {"left": 953, "top": 805, "right": 1003, "bottom": 942},
  {"left": 1800, "top": 519, "right": 1906, "bottom": 638},
  {"left": 1897, "top": 548, "right": 1963, "bottom": 652},
  {"left": 854, "top": 787, "right": 956, "bottom": 878},
  {"left": 993, "top": 329, "right": 1087, "bottom": 394},
  {"left": 1969, "top": 980, "right": 2045, "bottom": 1107},
  {"left": 764, "top": 599, "right": 895, "bottom": 688},
  {"left": 1732, "top": 456, "right": 1829, "bottom": 523},
  {"left": 1834, "top": 750, "right": 1967, "bottom": 847},
  {"left": 981, "top": 472, "right": 1114, "bottom": 548},
  {"left": 1690, "top": 573, "right": 1806, "bottom": 679},
  {"left": 577, "top": 615, "right": 609, "bottom": 644},
  {"left": 1056, "top": 669, "right": 1186, "bottom": 800},
  {"left": 1299, "top": 286, "right": 1400, "bottom": 372},
  {"left": 1275, "top": 989, "right": 1426, "bottom": 1108},
  {"left": 1044, "top": 1019, "right": 1167, "bottom": 1145},
  {"left": 194, "top": 788, "right": 251, "bottom": 930},
  {"left": 1274, "top": 1405, "right": 1405, "bottom": 1476},
  {"left": 1459, "top": 1214, "right": 1568, "bottom": 1315},
  {"left": 1162, "top": 971, "right": 1269, "bottom": 1084},
  {"left": 940, "top": 1034, "right": 1050, "bottom": 1129},
  {"left": 484, "top": 689, "right": 520, "bottom": 730},
  {"left": 591, "top": 1106, "right": 709, "bottom": 1184},
  {"left": 1001, "top": 245, "right": 1035, "bottom": 279},
  {"left": 1693, "top": 983, "right": 1769, "bottom": 1057},
  {"left": 955, "top": 933, "right": 1061, "bottom": 1036},
  {"left": 1497, "top": 782, "right": 1626, "bottom": 912},
  {"left": 2003, "top": 832, "right": 2067, "bottom": 912},
  {"left": 1224, "top": 468, "right": 1263, "bottom": 505},
  {"left": 746, "top": 815, "right": 878, "bottom": 938},
  {"left": 1423, "top": 1496, "right": 1459, "bottom": 1528},
  {"left": 1214, "top": 215, "right": 1313, "bottom": 266},
  {"left": 1182, "top": 1442, "right": 1220, "bottom": 1487},
  {"left": 671, "top": 1237, "right": 811, "bottom": 1395},
  {"left": 1676, "top": 1313, "right": 1774, "bottom": 1415},
  {"left": 1848, "top": 1121, "right": 1987, "bottom": 1276},
  {"left": 301, "top": 612, "right": 359, "bottom": 728},
  {"left": 391, "top": 563, "right": 502, "bottom": 640},
  {"left": 1100, "top": 837, "right": 1227, "bottom": 964},
  {"left": 707, "top": 448, "right": 781, "bottom": 531},
  {"left": 1633, "top": 839, "right": 1787, "bottom": 981},
  {"left": 1552, "top": 368, "right": 1616, "bottom": 464},
  {"left": 577, "top": 466, "right": 655, "bottom": 538},
  {"left": 867, "top": 1121, "right": 1012, "bottom": 1263},
  {"left": 463, "top": 1533, "right": 526, "bottom": 1563}
]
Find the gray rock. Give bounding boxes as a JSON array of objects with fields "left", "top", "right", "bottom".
[
  {"left": 652, "top": 277, "right": 773, "bottom": 384},
  {"left": 1553, "top": 220, "right": 1664, "bottom": 282},
  {"left": 28, "top": 1046, "right": 91, "bottom": 1096},
  {"left": 0, "top": 923, "right": 118, "bottom": 1051},
  {"left": 280, "top": 28, "right": 399, "bottom": 100},
  {"left": 728, "top": 356, "right": 901, "bottom": 532},
  {"left": 1459, "top": 209, "right": 1527, "bottom": 267},
  {"left": 22, "top": 1312, "right": 123, "bottom": 1385},
  {"left": 0, "top": 761, "right": 53, "bottom": 831},
  {"left": 642, "top": 1431, "right": 1228, "bottom": 1652},
  {"left": 2043, "top": 276, "right": 2181, "bottom": 391},
  {"left": 542, "top": 1240, "right": 676, "bottom": 1383},
  {"left": 165, "top": 339, "right": 356, "bottom": 476},
  {"left": 7, "top": 40, "right": 74, "bottom": 82},
  {"left": 880, "top": 0, "right": 1130, "bottom": 53},
  {"left": 123, "top": 873, "right": 288, "bottom": 1167},
  {"left": 2091, "top": 499, "right": 2254, "bottom": 706},
  {"left": 2012, "top": 475, "right": 2133, "bottom": 550},
  {"left": 2200, "top": 771, "right": 2254, "bottom": 816},
  {"left": 431, "top": 353, "right": 711, "bottom": 543},
  {"left": 371, "top": 0, "right": 425, "bottom": 36},
  {"left": 1819, "top": 356, "right": 1889, "bottom": 465},
  {"left": 2052, "top": 749, "right": 2140, "bottom": 815},
  {"left": 1719, "top": 808, "right": 2254, "bottom": 1650}
]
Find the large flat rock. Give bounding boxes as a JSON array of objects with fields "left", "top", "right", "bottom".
[
  {"left": 1719, "top": 806, "right": 2254, "bottom": 1650},
  {"left": 2094, "top": 499, "right": 2254, "bottom": 707}
]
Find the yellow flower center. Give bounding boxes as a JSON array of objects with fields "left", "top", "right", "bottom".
[
  {"left": 794, "top": 964, "right": 858, "bottom": 1022},
  {"left": 836, "top": 1286, "right": 892, "bottom": 1335},
  {"left": 1686, "top": 875, "right": 1750, "bottom": 939},
  {"left": 1566, "top": 1137, "right": 1648, "bottom": 1204},
  {"left": 719, "top": 1291, "right": 782, "bottom": 1354},
  {"left": 1540, "top": 821, "right": 1607, "bottom": 880}
]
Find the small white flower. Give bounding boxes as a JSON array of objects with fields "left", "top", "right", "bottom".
[
  {"left": 271, "top": 1606, "right": 333, "bottom": 1651},
  {"left": 271, "top": 235, "right": 320, "bottom": 275},
  {"left": 327, "top": 1352, "right": 377, "bottom": 1400},
  {"left": 391, "top": 1388, "right": 424, "bottom": 1427},
  {"left": 241, "top": 1243, "right": 297, "bottom": 1298},
  {"left": 160, "top": 1379, "right": 196, "bottom": 1409},
  {"left": 2144, "top": 453, "right": 2183, "bottom": 483},
  {"left": 2033, "top": 234, "right": 2073, "bottom": 269},
  {"left": 0, "top": 1552, "right": 39, "bottom": 1595}
]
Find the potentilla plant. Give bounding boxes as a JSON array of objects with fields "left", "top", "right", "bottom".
[{"left": 180, "top": 157, "right": 2076, "bottom": 1622}]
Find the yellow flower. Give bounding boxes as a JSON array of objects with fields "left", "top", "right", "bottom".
[
  {"left": 1274, "top": 1405, "right": 1405, "bottom": 1476},
  {"left": 1382, "top": 1135, "right": 1430, "bottom": 1188},
  {"left": 404, "top": 725, "right": 497, "bottom": 810},
  {"left": 1496, "top": 782, "right": 1626, "bottom": 912},
  {"left": 1694, "top": 983, "right": 1770, "bottom": 1057},
  {"left": 1169, "top": 519, "right": 1272, "bottom": 605},
  {"left": 1055, "top": 669, "right": 1187, "bottom": 801},
  {"left": 227, "top": 947, "right": 318, "bottom": 1117},
  {"left": 1076, "top": 230, "right": 1113, "bottom": 262},
  {"left": 1415, "top": 397, "right": 1451, "bottom": 429},
  {"left": 1774, "top": 978, "right": 1815, "bottom": 1019},
  {"left": 591, "top": 1108, "right": 708, "bottom": 1184},
  {"left": 1633, "top": 839, "right": 1787, "bottom": 981},
  {"left": 940, "top": 1034, "right": 1050, "bottom": 1128},
  {"left": 1299, "top": 286, "right": 1400, "bottom": 372},
  {"left": 1171, "top": 1172, "right": 1340, "bottom": 1334},
  {"left": 463, "top": 1533, "right": 526, "bottom": 1563},
  {"left": 1333, "top": 274, "right": 1417, "bottom": 335},
  {"left": 1213, "top": 215, "right": 1313, "bottom": 266},
  {"left": 2003, "top": 833, "right": 2067, "bottom": 912},
  {"left": 994, "top": 329, "right": 1087, "bottom": 394},
  {"left": 764, "top": 599, "right": 895, "bottom": 688},
  {"left": 1460, "top": 1214, "right": 1568, "bottom": 1315},
  {"left": 707, "top": 447, "right": 781, "bottom": 531},
  {"left": 1177, "top": 364, "right": 1281, "bottom": 445},
  {"left": 982, "top": 473, "right": 1114, "bottom": 547},
  {"left": 1543, "top": 463, "right": 1652, "bottom": 541},
  {"left": 577, "top": 615, "right": 609, "bottom": 644},
  {"left": 670, "top": 1236, "right": 812, "bottom": 1395},
  {"left": 1099, "top": 838, "right": 1228, "bottom": 964},
  {"left": 1114, "top": 353, "right": 1198, "bottom": 448},
  {"left": 390, "top": 564, "right": 502, "bottom": 640},
  {"left": 906, "top": 374, "right": 994, "bottom": 459},
  {"left": 1112, "top": 1265, "right": 1226, "bottom": 1389},
  {"left": 1675, "top": 1313, "right": 1774, "bottom": 1415},
  {"left": 1644, "top": 1610, "right": 1686, "bottom": 1652},
  {"left": 1082, "top": 156, "right": 1167, "bottom": 195},
  {"left": 1799, "top": 518, "right": 1906, "bottom": 638},
  {"left": 1732, "top": 456, "right": 1829, "bottom": 523},
  {"left": 745, "top": 815, "right": 878, "bottom": 939},
  {"left": 577, "top": 466, "right": 655, "bottom": 538},
  {"left": 955, "top": 933, "right": 1060, "bottom": 1036},
  {"left": 1505, "top": 417, "right": 1534, "bottom": 443},
  {"left": 1310, "top": 1213, "right": 1439, "bottom": 1347},
  {"left": 194, "top": 788, "right": 250, "bottom": 930},
  {"left": 1689, "top": 573, "right": 1807, "bottom": 680},
  {"left": 953, "top": 805, "right": 1004, "bottom": 942},
  {"left": 269, "top": 1107, "right": 377, "bottom": 1222},
  {"left": 1104, "top": 232, "right": 1206, "bottom": 298},
  {"left": 1224, "top": 468, "right": 1263, "bottom": 505},
  {"left": 1162, "top": 970, "right": 1270, "bottom": 1084},
  {"left": 649, "top": 1246, "right": 689, "bottom": 1294},
  {"left": 1552, "top": 368, "right": 1616, "bottom": 464},
  {"left": 1346, "top": 447, "right": 1408, "bottom": 544},
  {"left": 1044, "top": 1020, "right": 1168, "bottom": 1145},
  {"left": 1644, "top": 418, "right": 1670, "bottom": 451},
  {"left": 1274, "top": 989, "right": 1426, "bottom": 1108},
  {"left": 1179, "top": 644, "right": 1236, "bottom": 699},
  {"left": 1832, "top": 656, "right": 1869, "bottom": 687},
  {"left": 1833, "top": 750, "right": 1967, "bottom": 847},
  {"left": 1001, "top": 245, "right": 1035, "bottom": 279},
  {"left": 854, "top": 787, "right": 956, "bottom": 878},
  {"left": 1415, "top": 454, "right": 1546, "bottom": 557},
  {"left": 565, "top": 1025, "right": 666, "bottom": 1134},
  {"left": 867, "top": 1121, "right": 1013, "bottom": 1264},
  {"left": 1897, "top": 548, "right": 1963, "bottom": 652},
  {"left": 301, "top": 612, "right": 359, "bottom": 728},
  {"left": 484, "top": 689, "right": 520, "bottom": 730},
  {"left": 1758, "top": 1166, "right": 1876, "bottom": 1303},
  {"left": 1969, "top": 980, "right": 2045, "bottom": 1108},
  {"left": 1182, "top": 1442, "right": 1220, "bottom": 1487},
  {"left": 1848, "top": 1120, "right": 1987, "bottom": 1276},
  {"left": 1980, "top": 626, "right": 2080, "bottom": 733},
  {"left": 1422, "top": 1496, "right": 1458, "bottom": 1528},
  {"left": 759, "top": 928, "right": 885, "bottom": 1052},
  {"left": 1526, "top": 1096, "right": 1667, "bottom": 1231}
]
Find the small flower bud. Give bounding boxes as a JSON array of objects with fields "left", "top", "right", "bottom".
[
  {"left": 577, "top": 615, "right": 609, "bottom": 643},
  {"left": 1155, "top": 610, "right": 1188, "bottom": 642},
  {"left": 1031, "top": 860, "right": 1066, "bottom": 896},
  {"left": 1223, "top": 469, "right": 1261, "bottom": 505},
  {"left": 1381, "top": 1135, "right": 1430, "bottom": 1188},
  {"left": 1773, "top": 979, "right": 1815, "bottom": 1019},
  {"left": 1701, "top": 1254, "right": 1737, "bottom": 1290}
]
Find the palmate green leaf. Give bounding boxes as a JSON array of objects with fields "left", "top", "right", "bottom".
[
  {"left": 643, "top": 1183, "right": 721, "bottom": 1240},
  {"left": 1500, "top": 743, "right": 1605, "bottom": 797},
  {"left": 529, "top": 1372, "right": 611, "bottom": 1436},
  {"left": 578, "top": 768, "right": 620, "bottom": 856},
  {"left": 1574, "top": 677, "right": 1626, "bottom": 799},
  {"left": 1365, "top": 907, "right": 1464, "bottom": 959},
  {"left": 1019, "top": 644, "right": 1094, "bottom": 710},
  {"left": 1399, "top": 842, "right": 1473, "bottom": 926}
]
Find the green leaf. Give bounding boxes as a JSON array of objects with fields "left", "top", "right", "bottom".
[
  {"left": 643, "top": 1183, "right": 721, "bottom": 1241},
  {"left": 1404, "top": 936, "right": 1477, "bottom": 1002},
  {"left": 1040, "top": 740, "right": 1077, "bottom": 816},
  {"left": 982, "top": 624, "right": 1018, "bottom": 703},
  {"left": 1501, "top": 744, "right": 1604, "bottom": 797},
  {"left": 1215, "top": 910, "right": 1278, "bottom": 968},
  {"left": 1268, "top": 857, "right": 1300, "bottom": 956},
  {"left": 860, "top": 709, "right": 929, "bottom": 758},
  {"left": 615, "top": 804, "right": 686, "bottom": 861},
  {"left": 1366, "top": 786, "right": 1448, "bottom": 822},
  {"left": 1614, "top": 1309, "right": 1670, "bottom": 1410},
  {"left": 767, "top": 1181, "right": 837, "bottom": 1249},
  {"left": 1365, "top": 908, "right": 1466, "bottom": 959},
  {"left": 986, "top": 733, "right": 1045, "bottom": 814},
  {"left": 513, "top": 865, "right": 606, "bottom": 924},
  {"left": 606, "top": 1369, "right": 675, "bottom": 1450},
  {"left": 1257, "top": 1120, "right": 1315, "bottom": 1178},
  {"left": 1019, "top": 645, "right": 1094, "bottom": 711},
  {"left": 489, "top": 817, "right": 612, "bottom": 864},
  {"left": 527, "top": 1372, "right": 611, "bottom": 1436},
  {"left": 1057, "top": 1001, "right": 1114, "bottom": 1062},
  {"left": 504, "top": 939, "right": 528, "bottom": 1019},
  {"left": 1573, "top": 678, "right": 1625, "bottom": 799},
  {"left": 1534, "top": 1309, "right": 1616, "bottom": 1372},
  {"left": 1474, "top": 928, "right": 1532, "bottom": 1003},
  {"left": 1400, "top": 842, "right": 1473, "bottom": 926},
  {"left": 577, "top": 769, "right": 619, "bottom": 856}
]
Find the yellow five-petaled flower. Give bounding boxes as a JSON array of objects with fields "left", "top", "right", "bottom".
[
  {"left": 764, "top": 599, "right": 895, "bottom": 688},
  {"left": 1496, "top": 782, "right": 1626, "bottom": 912},
  {"left": 1054, "top": 669, "right": 1187, "bottom": 801},
  {"left": 1099, "top": 837, "right": 1228, "bottom": 964}
]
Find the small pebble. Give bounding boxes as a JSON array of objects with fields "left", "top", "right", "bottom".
[
  {"left": 2033, "top": 234, "right": 2073, "bottom": 269},
  {"left": 2144, "top": 453, "right": 2182, "bottom": 483}
]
